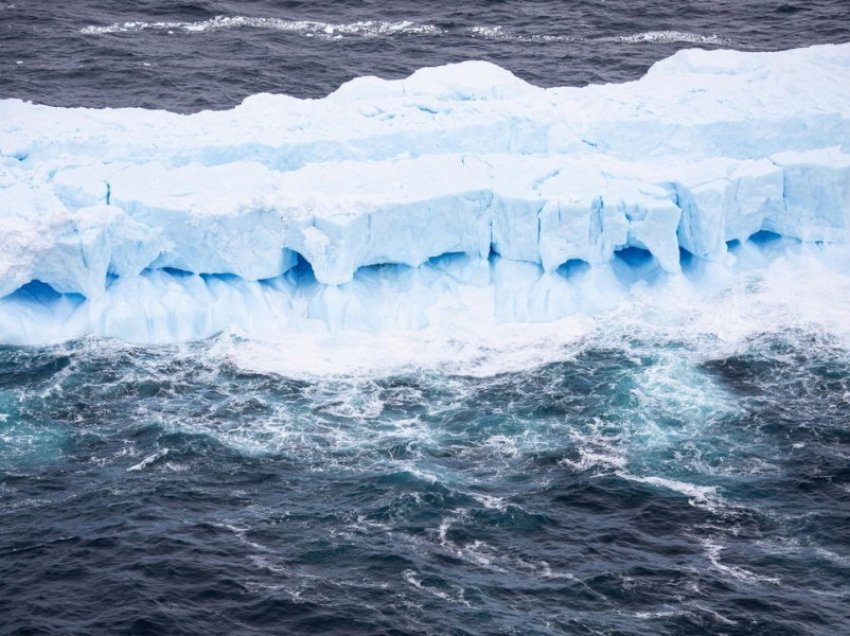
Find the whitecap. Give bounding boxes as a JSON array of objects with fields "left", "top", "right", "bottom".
[
  {"left": 81, "top": 16, "right": 442, "bottom": 38},
  {"left": 402, "top": 569, "right": 470, "bottom": 605},
  {"left": 702, "top": 539, "right": 782, "bottom": 584},
  {"left": 466, "top": 25, "right": 576, "bottom": 42},
  {"left": 605, "top": 31, "right": 728, "bottom": 45},
  {"left": 618, "top": 472, "right": 719, "bottom": 506},
  {"left": 126, "top": 449, "right": 166, "bottom": 472}
]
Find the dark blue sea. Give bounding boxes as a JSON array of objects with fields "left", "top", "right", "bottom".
[{"left": 3, "top": 2, "right": 850, "bottom": 634}]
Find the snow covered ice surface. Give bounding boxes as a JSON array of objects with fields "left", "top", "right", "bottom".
[{"left": 1, "top": 43, "right": 850, "bottom": 372}]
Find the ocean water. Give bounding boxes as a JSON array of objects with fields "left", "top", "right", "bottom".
[
  {"left": 1, "top": 0, "right": 849, "bottom": 111},
  {"left": 3, "top": 1, "right": 850, "bottom": 634},
  {"left": 2, "top": 323, "right": 850, "bottom": 634}
]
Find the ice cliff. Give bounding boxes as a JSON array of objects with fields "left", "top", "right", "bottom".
[{"left": 1, "top": 44, "right": 849, "bottom": 344}]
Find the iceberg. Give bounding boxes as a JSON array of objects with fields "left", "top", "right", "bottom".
[{"left": 0, "top": 44, "right": 849, "bottom": 344}]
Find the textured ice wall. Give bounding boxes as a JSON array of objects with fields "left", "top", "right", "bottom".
[{"left": 0, "top": 44, "right": 849, "bottom": 343}]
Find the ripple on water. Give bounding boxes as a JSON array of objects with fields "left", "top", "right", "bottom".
[{"left": 0, "top": 329, "right": 849, "bottom": 632}]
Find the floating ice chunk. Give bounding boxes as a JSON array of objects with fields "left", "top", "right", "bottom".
[{"left": 0, "top": 44, "right": 848, "bottom": 344}]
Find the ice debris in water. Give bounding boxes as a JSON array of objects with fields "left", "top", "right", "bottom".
[{"left": 0, "top": 44, "right": 849, "bottom": 344}]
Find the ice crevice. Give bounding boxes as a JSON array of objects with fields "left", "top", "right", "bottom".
[{"left": 0, "top": 44, "right": 849, "bottom": 344}]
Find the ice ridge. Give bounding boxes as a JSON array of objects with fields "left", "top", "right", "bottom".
[{"left": 0, "top": 44, "right": 849, "bottom": 344}]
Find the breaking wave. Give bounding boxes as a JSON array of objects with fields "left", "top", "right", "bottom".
[
  {"left": 467, "top": 26, "right": 727, "bottom": 45},
  {"left": 604, "top": 30, "right": 727, "bottom": 44},
  {"left": 80, "top": 16, "right": 727, "bottom": 46},
  {"left": 81, "top": 16, "right": 442, "bottom": 38}
]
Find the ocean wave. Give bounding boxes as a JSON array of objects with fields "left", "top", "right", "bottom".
[
  {"left": 467, "top": 26, "right": 725, "bottom": 44},
  {"left": 466, "top": 25, "right": 576, "bottom": 42},
  {"left": 81, "top": 16, "right": 442, "bottom": 38},
  {"left": 80, "top": 17, "right": 725, "bottom": 46},
  {"left": 604, "top": 30, "right": 728, "bottom": 44}
]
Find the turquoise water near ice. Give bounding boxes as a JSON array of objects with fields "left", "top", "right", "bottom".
[{"left": 2, "top": 328, "right": 849, "bottom": 634}]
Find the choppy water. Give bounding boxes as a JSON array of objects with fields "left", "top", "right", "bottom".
[
  {"left": 3, "top": 1, "right": 850, "bottom": 634},
  {"left": 2, "top": 330, "right": 850, "bottom": 634},
  {"left": 1, "top": 0, "right": 849, "bottom": 111}
]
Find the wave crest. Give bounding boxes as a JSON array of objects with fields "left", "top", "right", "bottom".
[
  {"left": 606, "top": 30, "right": 727, "bottom": 44},
  {"left": 80, "top": 17, "right": 726, "bottom": 46},
  {"left": 81, "top": 16, "right": 442, "bottom": 38}
]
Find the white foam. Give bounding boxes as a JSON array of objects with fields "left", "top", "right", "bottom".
[
  {"left": 218, "top": 312, "right": 595, "bottom": 379},
  {"left": 81, "top": 16, "right": 442, "bottom": 38},
  {"left": 126, "top": 449, "right": 166, "bottom": 472},
  {"left": 607, "top": 31, "right": 728, "bottom": 45},
  {"left": 80, "top": 18, "right": 724, "bottom": 46},
  {"left": 702, "top": 540, "right": 782, "bottom": 584},
  {"left": 466, "top": 26, "right": 724, "bottom": 45},
  {"left": 217, "top": 243, "right": 850, "bottom": 380},
  {"left": 619, "top": 473, "right": 719, "bottom": 504},
  {"left": 466, "top": 26, "right": 576, "bottom": 42},
  {"left": 467, "top": 25, "right": 508, "bottom": 39},
  {"left": 402, "top": 569, "right": 466, "bottom": 604}
]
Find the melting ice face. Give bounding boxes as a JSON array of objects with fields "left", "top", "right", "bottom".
[{"left": 0, "top": 43, "right": 849, "bottom": 369}]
